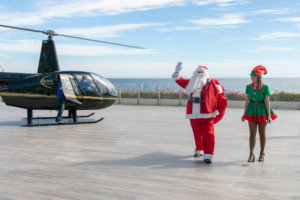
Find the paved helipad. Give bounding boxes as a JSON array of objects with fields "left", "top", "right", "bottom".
[{"left": 0, "top": 102, "right": 299, "bottom": 200}]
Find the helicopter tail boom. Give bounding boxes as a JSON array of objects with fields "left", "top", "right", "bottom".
[{"left": 0, "top": 72, "right": 34, "bottom": 87}]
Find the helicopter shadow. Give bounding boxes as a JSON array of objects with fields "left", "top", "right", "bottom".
[{"left": 0, "top": 120, "right": 25, "bottom": 126}]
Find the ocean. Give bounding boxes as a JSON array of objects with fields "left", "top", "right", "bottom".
[{"left": 108, "top": 78, "right": 300, "bottom": 93}]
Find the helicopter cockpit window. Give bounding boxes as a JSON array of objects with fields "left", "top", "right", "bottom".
[
  {"left": 91, "top": 74, "right": 117, "bottom": 96},
  {"left": 75, "top": 74, "right": 100, "bottom": 96}
]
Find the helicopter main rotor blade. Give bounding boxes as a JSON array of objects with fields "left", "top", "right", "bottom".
[
  {"left": 0, "top": 24, "right": 146, "bottom": 49},
  {"left": 0, "top": 24, "right": 44, "bottom": 34},
  {"left": 56, "top": 33, "right": 146, "bottom": 49}
]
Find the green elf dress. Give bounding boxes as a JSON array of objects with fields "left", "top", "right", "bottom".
[{"left": 243, "top": 83, "right": 277, "bottom": 122}]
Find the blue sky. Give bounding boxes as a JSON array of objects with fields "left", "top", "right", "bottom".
[{"left": 0, "top": 0, "right": 300, "bottom": 78}]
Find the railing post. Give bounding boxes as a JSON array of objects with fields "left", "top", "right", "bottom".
[
  {"left": 158, "top": 90, "right": 161, "bottom": 106},
  {"left": 138, "top": 90, "right": 141, "bottom": 105},
  {"left": 274, "top": 90, "right": 278, "bottom": 109},
  {"left": 179, "top": 90, "right": 182, "bottom": 106},
  {"left": 118, "top": 89, "right": 121, "bottom": 104}
]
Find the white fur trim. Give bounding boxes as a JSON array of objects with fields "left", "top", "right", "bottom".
[
  {"left": 196, "top": 67, "right": 207, "bottom": 73},
  {"left": 193, "top": 92, "right": 201, "bottom": 97},
  {"left": 203, "top": 154, "right": 212, "bottom": 160},
  {"left": 172, "top": 72, "right": 180, "bottom": 81},
  {"left": 186, "top": 94, "right": 219, "bottom": 119},
  {"left": 195, "top": 150, "right": 204, "bottom": 154},
  {"left": 216, "top": 85, "right": 223, "bottom": 94},
  {"left": 186, "top": 110, "right": 219, "bottom": 119}
]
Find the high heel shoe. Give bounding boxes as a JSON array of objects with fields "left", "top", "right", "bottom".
[
  {"left": 248, "top": 154, "right": 255, "bottom": 162},
  {"left": 258, "top": 153, "right": 265, "bottom": 162}
]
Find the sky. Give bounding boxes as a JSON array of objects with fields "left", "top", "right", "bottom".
[{"left": 0, "top": 0, "right": 300, "bottom": 78}]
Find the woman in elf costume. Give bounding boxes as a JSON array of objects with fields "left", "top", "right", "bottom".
[{"left": 242, "top": 65, "right": 277, "bottom": 162}]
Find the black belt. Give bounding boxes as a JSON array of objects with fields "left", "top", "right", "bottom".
[
  {"left": 250, "top": 100, "right": 264, "bottom": 104},
  {"left": 188, "top": 96, "right": 204, "bottom": 104}
]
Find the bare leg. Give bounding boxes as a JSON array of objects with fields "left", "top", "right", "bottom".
[
  {"left": 258, "top": 122, "right": 267, "bottom": 161},
  {"left": 248, "top": 121, "right": 258, "bottom": 160}
]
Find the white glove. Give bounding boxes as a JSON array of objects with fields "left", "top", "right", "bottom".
[{"left": 175, "top": 61, "right": 183, "bottom": 72}]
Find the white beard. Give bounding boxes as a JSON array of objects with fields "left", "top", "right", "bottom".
[{"left": 186, "top": 70, "right": 209, "bottom": 95}]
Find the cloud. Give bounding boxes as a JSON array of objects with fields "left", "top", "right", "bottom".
[
  {"left": 278, "top": 17, "right": 300, "bottom": 22},
  {"left": 0, "top": 40, "right": 154, "bottom": 56},
  {"left": 49, "top": 0, "right": 187, "bottom": 16},
  {"left": 1, "top": 59, "right": 174, "bottom": 78},
  {"left": 0, "top": 60, "right": 39, "bottom": 73},
  {"left": 201, "top": 59, "right": 300, "bottom": 77},
  {"left": 65, "top": 59, "right": 300, "bottom": 78},
  {"left": 56, "top": 23, "right": 166, "bottom": 38},
  {"left": 248, "top": 8, "right": 292, "bottom": 15},
  {"left": 158, "top": 13, "right": 249, "bottom": 32},
  {"left": 0, "top": 0, "right": 187, "bottom": 26},
  {"left": 242, "top": 45, "right": 295, "bottom": 52},
  {"left": 60, "top": 60, "right": 174, "bottom": 78},
  {"left": 56, "top": 44, "right": 153, "bottom": 56},
  {"left": 158, "top": 8, "right": 290, "bottom": 32},
  {"left": 254, "top": 32, "right": 300, "bottom": 40},
  {"left": 192, "top": 0, "right": 249, "bottom": 7},
  {"left": 188, "top": 14, "right": 249, "bottom": 26},
  {"left": 0, "top": 40, "right": 41, "bottom": 53},
  {"left": 0, "top": 0, "right": 252, "bottom": 27},
  {"left": 157, "top": 26, "right": 204, "bottom": 32},
  {"left": 0, "top": 53, "right": 9, "bottom": 58}
]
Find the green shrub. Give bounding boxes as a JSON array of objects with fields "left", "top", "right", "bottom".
[
  {"left": 225, "top": 91, "right": 246, "bottom": 101},
  {"left": 120, "top": 90, "right": 138, "bottom": 98},
  {"left": 160, "top": 91, "right": 178, "bottom": 99},
  {"left": 272, "top": 92, "right": 300, "bottom": 102},
  {"left": 140, "top": 91, "right": 159, "bottom": 99}
]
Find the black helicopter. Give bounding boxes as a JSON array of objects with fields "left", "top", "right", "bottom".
[{"left": 0, "top": 24, "right": 145, "bottom": 126}]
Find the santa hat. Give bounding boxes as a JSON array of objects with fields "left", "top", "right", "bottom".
[
  {"left": 196, "top": 65, "right": 208, "bottom": 73},
  {"left": 250, "top": 65, "right": 267, "bottom": 78},
  {"left": 198, "top": 65, "right": 208, "bottom": 70}
]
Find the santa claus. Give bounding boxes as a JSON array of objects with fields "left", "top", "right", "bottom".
[{"left": 172, "top": 61, "right": 228, "bottom": 164}]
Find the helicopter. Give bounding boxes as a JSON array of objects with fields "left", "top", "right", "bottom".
[{"left": 0, "top": 24, "right": 145, "bottom": 126}]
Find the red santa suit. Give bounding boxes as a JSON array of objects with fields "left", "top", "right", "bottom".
[{"left": 172, "top": 65, "right": 228, "bottom": 162}]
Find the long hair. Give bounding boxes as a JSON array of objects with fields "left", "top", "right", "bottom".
[
  {"left": 250, "top": 77, "right": 265, "bottom": 91},
  {"left": 258, "top": 77, "right": 265, "bottom": 92}
]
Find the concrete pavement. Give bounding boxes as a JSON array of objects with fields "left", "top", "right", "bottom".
[{"left": 0, "top": 102, "right": 299, "bottom": 200}]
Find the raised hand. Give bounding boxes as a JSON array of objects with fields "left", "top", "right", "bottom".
[{"left": 175, "top": 61, "right": 183, "bottom": 72}]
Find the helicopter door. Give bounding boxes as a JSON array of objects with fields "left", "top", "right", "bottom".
[
  {"left": 75, "top": 74, "right": 103, "bottom": 103},
  {"left": 59, "top": 74, "right": 82, "bottom": 105}
]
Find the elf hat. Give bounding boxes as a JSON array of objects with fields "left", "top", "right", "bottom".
[{"left": 250, "top": 65, "right": 267, "bottom": 78}]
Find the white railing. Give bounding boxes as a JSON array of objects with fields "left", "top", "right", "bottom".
[{"left": 116, "top": 89, "right": 300, "bottom": 110}]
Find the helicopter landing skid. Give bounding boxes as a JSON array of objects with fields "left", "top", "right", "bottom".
[
  {"left": 24, "top": 117, "right": 104, "bottom": 127},
  {"left": 23, "top": 112, "right": 95, "bottom": 120}
]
